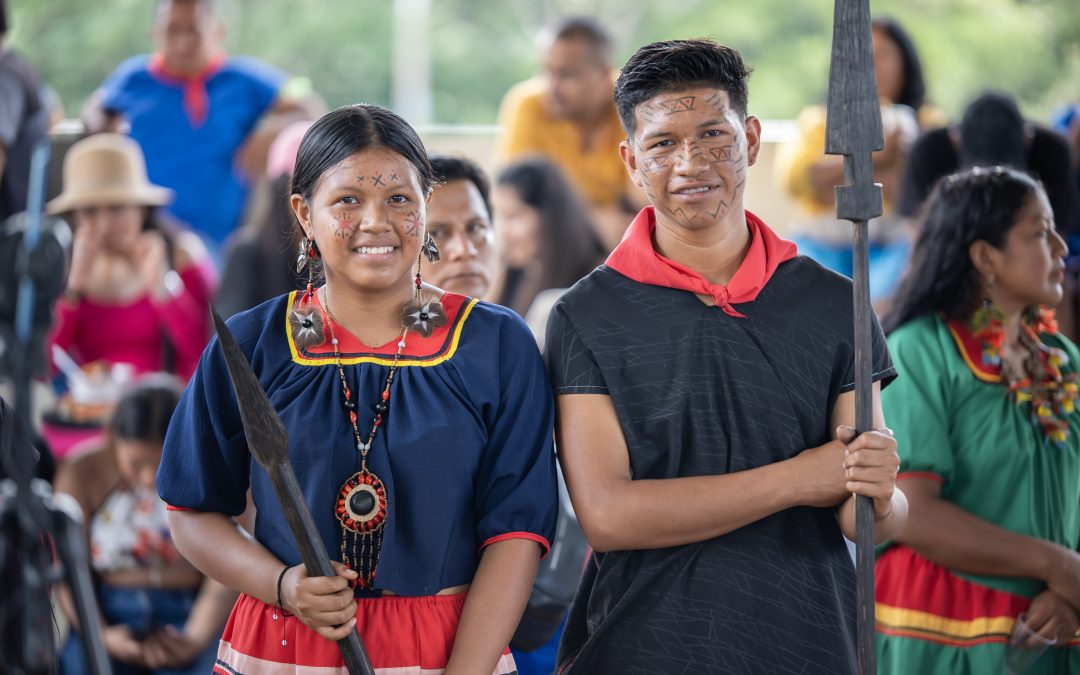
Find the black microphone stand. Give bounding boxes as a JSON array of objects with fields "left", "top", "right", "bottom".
[{"left": 0, "top": 140, "right": 111, "bottom": 675}]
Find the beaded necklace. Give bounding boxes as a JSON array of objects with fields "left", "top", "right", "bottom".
[
  {"left": 971, "top": 305, "right": 1079, "bottom": 445},
  {"left": 1001, "top": 308, "right": 1079, "bottom": 446},
  {"left": 319, "top": 287, "right": 408, "bottom": 588}
]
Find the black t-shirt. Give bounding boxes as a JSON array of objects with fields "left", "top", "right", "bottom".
[
  {"left": 898, "top": 125, "right": 1079, "bottom": 237},
  {"left": 545, "top": 258, "right": 895, "bottom": 675}
]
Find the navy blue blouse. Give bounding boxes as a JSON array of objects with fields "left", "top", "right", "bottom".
[{"left": 158, "top": 291, "right": 558, "bottom": 596}]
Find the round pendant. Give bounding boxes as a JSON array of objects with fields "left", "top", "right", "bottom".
[{"left": 335, "top": 470, "right": 387, "bottom": 533}]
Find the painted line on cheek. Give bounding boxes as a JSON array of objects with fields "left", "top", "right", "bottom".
[
  {"left": 642, "top": 157, "right": 668, "bottom": 173},
  {"left": 709, "top": 147, "right": 736, "bottom": 162},
  {"left": 673, "top": 207, "right": 700, "bottom": 226},
  {"left": 707, "top": 198, "right": 731, "bottom": 219}
]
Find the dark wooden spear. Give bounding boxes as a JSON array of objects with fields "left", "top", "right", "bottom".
[
  {"left": 211, "top": 309, "right": 375, "bottom": 675},
  {"left": 824, "top": 0, "right": 884, "bottom": 673}
]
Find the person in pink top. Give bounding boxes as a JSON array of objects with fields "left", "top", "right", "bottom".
[{"left": 43, "top": 133, "right": 216, "bottom": 457}]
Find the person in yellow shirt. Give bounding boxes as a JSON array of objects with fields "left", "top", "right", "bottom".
[
  {"left": 496, "top": 16, "right": 640, "bottom": 249},
  {"left": 774, "top": 17, "right": 945, "bottom": 308}
]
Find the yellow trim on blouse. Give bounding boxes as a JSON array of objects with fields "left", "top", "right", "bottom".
[
  {"left": 285, "top": 292, "right": 478, "bottom": 367},
  {"left": 945, "top": 321, "right": 1001, "bottom": 384}
]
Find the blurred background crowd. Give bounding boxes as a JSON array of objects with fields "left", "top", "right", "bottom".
[{"left": 3, "top": 0, "right": 1080, "bottom": 673}]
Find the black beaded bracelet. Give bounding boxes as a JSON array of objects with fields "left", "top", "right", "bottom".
[{"left": 276, "top": 564, "right": 296, "bottom": 618}]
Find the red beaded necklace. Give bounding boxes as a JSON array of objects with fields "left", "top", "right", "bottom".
[{"left": 319, "top": 287, "right": 408, "bottom": 588}]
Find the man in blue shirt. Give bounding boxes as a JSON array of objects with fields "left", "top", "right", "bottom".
[{"left": 83, "top": 0, "right": 318, "bottom": 248}]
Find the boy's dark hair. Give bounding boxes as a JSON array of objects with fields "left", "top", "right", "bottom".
[
  {"left": 549, "top": 15, "right": 612, "bottom": 64},
  {"left": 958, "top": 91, "right": 1027, "bottom": 170},
  {"left": 428, "top": 154, "right": 492, "bottom": 220},
  {"left": 615, "top": 39, "right": 752, "bottom": 139}
]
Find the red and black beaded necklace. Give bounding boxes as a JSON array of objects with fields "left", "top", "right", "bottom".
[
  {"left": 316, "top": 253, "right": 447, "bottom": 587},
  {"left": 319, "top": 287, "right": 407, "bottom": 588}
]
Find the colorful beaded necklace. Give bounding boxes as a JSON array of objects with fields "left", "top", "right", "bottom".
[
  {"left": 319, "top": 287, "right": 408, "bottom": 588},
  {"left": 973, "top": 304, "right": 1079, "bottom": 445}
]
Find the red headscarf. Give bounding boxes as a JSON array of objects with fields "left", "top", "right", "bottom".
[
  {"left": 606, "top": 206, "right": 797, "bottom": 318},
  {"left": 148, "top": 53, "right": 226, "bottom": 127}
]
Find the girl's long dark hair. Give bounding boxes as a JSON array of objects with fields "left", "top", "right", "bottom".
[
  {"left": 883, "top": 166, "right": 1042, "bottom": 333},
  {"left": 495, "top": 157, "right": 605, "bottom": 316},
  {"left": 872, "top": 16, "right": 927, "bottom": 111}
]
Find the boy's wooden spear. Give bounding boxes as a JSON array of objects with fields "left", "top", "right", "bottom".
[{"left": 824, "top": 0, "right": 885, "bottom": 672}]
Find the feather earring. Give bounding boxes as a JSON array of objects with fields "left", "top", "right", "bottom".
[
  {"left": 402, "top": 247, "right": 446, "bottom": 337},
  {"left": 290, "top": 237, "right": 326, "bottom": 349},
  {"left": 422, "top": 233, "right": 441, "bottom": 263}
]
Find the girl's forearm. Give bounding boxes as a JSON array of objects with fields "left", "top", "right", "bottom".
[
  {"left": 444, "top": 539, "right": 541, "bottom": 675},
  {"left": 167, "top": 510, "right": 282, "bottom": 606}
]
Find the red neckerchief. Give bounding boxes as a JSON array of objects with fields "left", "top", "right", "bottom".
[
  {"left": 606, "top": 206, "right": 798, "bottom": 318},
  {"left": 148, "top": 53, "right": 226, "bottom": 127}
]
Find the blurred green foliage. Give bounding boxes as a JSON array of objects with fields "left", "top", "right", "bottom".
[{"left": 6, "top": 0, "right": 1079, "bottom": 124}]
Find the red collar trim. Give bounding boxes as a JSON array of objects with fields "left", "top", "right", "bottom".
[
  {"left": 945, "top": 318, "right": 1002, "bottom": 383},
  {"left": 148, "top": 53, "right": 226, "bottom": 127},
  {"left": 605, "top": 206, "right": 798, "bottom": 318},
  {"left": 285, "top": 291, "right": 476, "bottom": 367}
]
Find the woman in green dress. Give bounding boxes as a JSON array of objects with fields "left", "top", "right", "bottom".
[{"left": 878, "top": 165, "right": 1080, "bottom": 674}]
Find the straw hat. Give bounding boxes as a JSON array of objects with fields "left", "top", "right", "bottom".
[{"left": 46, "top": 133, "right": 173, "bottom": 214}]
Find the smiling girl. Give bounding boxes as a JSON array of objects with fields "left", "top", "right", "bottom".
[{"left": 157, "top": 105, "right": 557, "bottom": 674}]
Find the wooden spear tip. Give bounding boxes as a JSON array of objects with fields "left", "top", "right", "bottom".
[
  {"left": 210, "top": 306, "right": 228, "bottom": 337},
  {"left": 210, "top": 305, "right": 290, "bottom": 466}
]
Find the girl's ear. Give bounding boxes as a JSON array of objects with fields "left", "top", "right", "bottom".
[{"left": 291, "top": 195, "right": 312, "bottom": 238}]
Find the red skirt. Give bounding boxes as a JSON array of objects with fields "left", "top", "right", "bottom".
[{"left": 213, "top": 592, "right": 517, "bottom": 674}]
